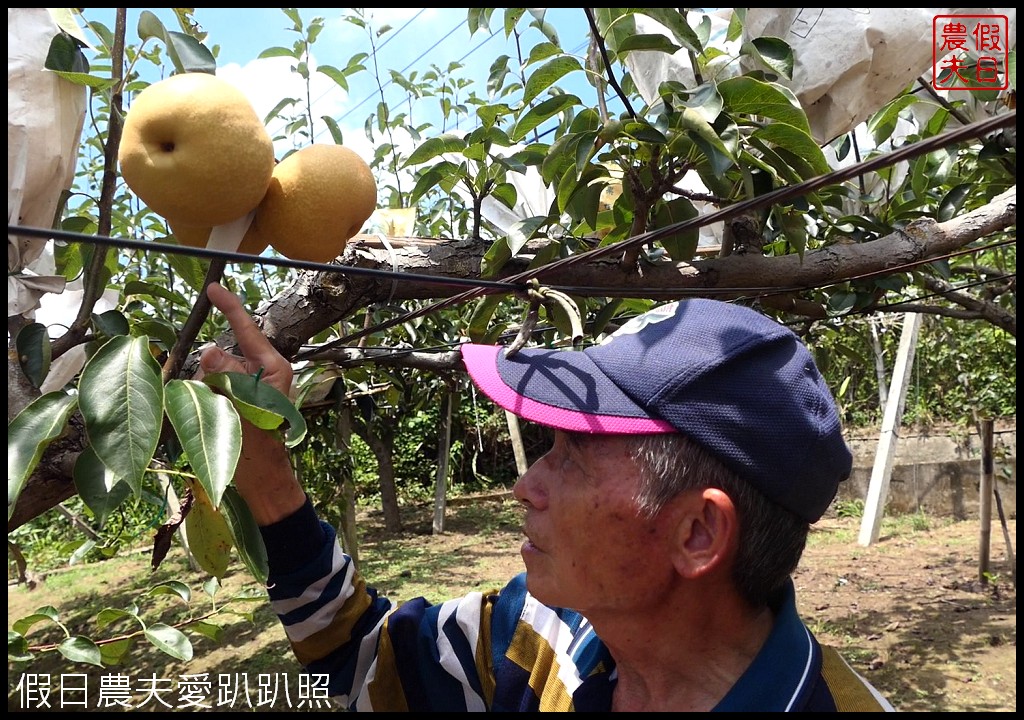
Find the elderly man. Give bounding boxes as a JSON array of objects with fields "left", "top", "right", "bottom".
[{"left": 201, "top": 282, "right": 894, "bottom": 712}]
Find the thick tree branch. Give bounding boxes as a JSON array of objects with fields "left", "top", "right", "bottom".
[
  {"left": 916, "top": 274, "right": 1016, "bottom": 335},
  {"left": 8, "top": 187, "right": 1015, "bottom": 530}
]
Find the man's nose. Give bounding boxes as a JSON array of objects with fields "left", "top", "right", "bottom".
[{"left": 513, "top": 456, "right": 549, "bottom": 510}]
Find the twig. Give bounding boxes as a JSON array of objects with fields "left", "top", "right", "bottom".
[
  {"left": 161, "top": 259, "right": 227, "bottom": 382},
  {"left": 584, "top": 8, "right": 636, "bottom": 120}
]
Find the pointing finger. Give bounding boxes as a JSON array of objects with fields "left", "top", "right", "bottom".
[{"left": 204, "top": 282, "right": 293, "bottom": 393}]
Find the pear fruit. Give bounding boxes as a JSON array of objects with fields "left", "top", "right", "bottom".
[
  {"left": 118, "top": 72, "right": 275, "bottom": 229},
  {"left": 248, "top": 144, "right": 377, "bottom": 263}
]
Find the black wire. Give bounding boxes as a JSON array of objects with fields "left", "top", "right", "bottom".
[
  {"left": 10, "top": 109, "right": 1013, "bottom": 356},
  {"left": 298, "top": 270, "right": 1018, "bottom": 364},
  {"left": 321, "top": 110, "right": 1017, "bottom": 347},
  {"left": 4, "top": 225, "right": 529, "bottom": 294}
]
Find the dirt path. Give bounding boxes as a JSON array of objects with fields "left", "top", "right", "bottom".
[{"left": 8, "top": 502, "right": 1016, "bottom": 712}]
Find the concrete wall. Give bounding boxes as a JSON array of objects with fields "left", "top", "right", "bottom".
[{"left": 838, "top": 421, "right": 1016, "bottom": 519}]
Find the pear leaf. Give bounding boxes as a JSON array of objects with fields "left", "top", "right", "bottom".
[
  {"left": 9, "top": 392, "right": 79, "bottom": 521},
  {"left": 78, "top": 335, "right": 163, "bottom": 494},
  {"left": 165, "top": 379, "right": 241, "bottom": 508},
  {"left": 184, "top": 480, "right": 234, "bottom": 580},
  {"left": 202, "top": 371, "right": 306, "bottom": 448}
]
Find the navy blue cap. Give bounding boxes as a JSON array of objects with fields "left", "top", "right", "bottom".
[{"left": 460, "top": 299, "right": 851, "bottom": 522}]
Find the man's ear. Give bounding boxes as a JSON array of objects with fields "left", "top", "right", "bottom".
[{"left": 670, "top": 488, "right": 738, "bottom": 580}]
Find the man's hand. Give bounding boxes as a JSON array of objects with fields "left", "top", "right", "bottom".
[
  {"left": 201, "top": 282, "right": 306, "bottom": 525},
  {"left": 200, "top": 282, "right": 293, "bottom": 395}
]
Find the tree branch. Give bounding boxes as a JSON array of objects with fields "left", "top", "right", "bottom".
[
  {"left": 584, "top": 8, "right": 636, "bottom": 120},
  {"left": 8, "top": 186, "right": 1016, "bottom": 530}
]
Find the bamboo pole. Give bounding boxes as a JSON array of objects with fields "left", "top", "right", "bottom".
[
  {"left": 978, "top": 419, "right": 993, "bottom": 583},
  {"left": 433, "top": 389, "right": 453, "bottom": 534},
  {"left": 859, "top": 312, "right": 922, "bottom": 546}
]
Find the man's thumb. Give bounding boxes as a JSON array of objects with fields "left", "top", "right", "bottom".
[{"left": 199, "top": 346, "right": 230, "bottom": 373}]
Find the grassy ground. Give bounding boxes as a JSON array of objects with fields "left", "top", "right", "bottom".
[{"left": 8, "top": 496, "right": 1016, "bottom": 712}]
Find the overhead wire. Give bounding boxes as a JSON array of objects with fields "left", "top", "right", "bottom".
[
  {"left": 9, "top": 110, "right": 1013, "bottom": 356},
  {"left": 312, "top": 109, "right": 1016, "bottom": 350}
]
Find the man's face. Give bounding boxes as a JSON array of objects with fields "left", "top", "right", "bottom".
[{"left": 513, "top": 431, "right": 678, "bottom": 614}]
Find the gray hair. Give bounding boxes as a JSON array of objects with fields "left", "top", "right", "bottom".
[{"left": 631, "top": 434, "right": 809, "bottom": 609}]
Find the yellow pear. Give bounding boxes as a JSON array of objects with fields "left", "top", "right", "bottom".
[
  {"left": 168, "top": 220, "right": 269, "bottom": 256},
  {"left": 249, "top": 144, "right": 377, "bottom": 263},
  {"left": 118, "top": 72, "right": 275, "bottom": 228}
]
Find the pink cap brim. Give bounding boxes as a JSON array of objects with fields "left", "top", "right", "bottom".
[{"left": 461, "top": 344, "right": 675, "bottom": 435}]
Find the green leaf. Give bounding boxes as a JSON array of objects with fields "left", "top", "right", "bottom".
[
  {"left": 636, "top": 9, "right": 703, "bottom": 53},
  {"left": 8, "top": 392, "right": 79, "bottom": 521},
  {"left": 99, "top": 638, "right": 132, "bottom": 666},
  {"left": 654, "top": 198, "right": 700, "bottom": 263},
  {"left": 144, "top": 623, "right": 193, "bottom": 662},
  {"left": 165, "top": 380, "right": 241, "bottom": 508},
  {"left": 409, "top": 165, "right": 448, "bottom": 204},
  {"left": 258, "top": 46, "right": 297, "bottom": 59},
  {"left": 184, "top": 481, "right": 234, "bottom": 580},
  {"left": 742, "top": 37, "right": 794, "bottom": 80},
  {"left": 467, "top": 295, "right": 505, "bottom": 343},
  {"left": 91, "top": 309, "right": 130, "bottom": 337},
  {"left": 526, "top": 41, "right": 561, "bottom": 65},
  {"left": 676, "top": 108, "right": 735, "bottom": 175},
  {"left": 480, "top": 237, "right": 512, "bottom": 279},
  {"left": 79, "top": 335, "right": 163, "bottom": 493},
  {"left": 221, "top": 486, "right": 269, "bottom": 583},
  {"left": 867, "top": 95, "right": 918, "bottom": 145},
  {"left": 201, "top": 372, "right": 306, "bottom": 447},
  {"left": 507, "top": 216, "right": 549, "bottom": 256},
  {"left": 44, "top": 31, "right": 89, "bottom": 74},
  {"left": 321, "top": 115, "right": 344, "bottom": 145},
  {"left": 263, "top": 96, "right": 299, "bottom": 125},
  {"left": 726, "top": 8, "right": 745, "bottom": 42},
  {"left": 95, "top": 607, "right": 138, "bottom": 631},
  {"left": 49, "top": 70, "right": 116, "bottom": 89},
  {"left": 73, "top": 447, "right": 130, "bottom": 525},
  {"left": 15, "top": 323, "right": 51, "bottom": 389},
  {"left": 617, "top": 34, "right": 682, "bottom": 55},
  {"left": 8, "top": 631, "right": 32, "bottom": 662},
  {"left": 133, "top": 320, "right": 180, "bottom": 352},
  {"left": 404, "top": 134, "right": 468, "bottom": 167},
  {"left": 717, "top": 76, "right": 811, "bottom": 135},
  {"left": 165, "top": 251, "right": 210, "bottom": 293},
  {"left": 591, "top": 299, "right": 626, "bottom": 337},
  {"left": 522, "top": 56, "right": 582, "bottom": 105},
  {"left": 190, "top": 621, "right": 224, "bottom": 643},
  {"left": 203, "top": 577, "right": 221, "bottom": 598},
  {"left": 828, "top": 290, "right": 858, "bottom": 314},
  {"left": 503, "top": 8, "right": 526, "bottom": 36},
  {"left": 622, "top": 120, "right": 667, "bottom": 144},
  {"left": 58, "top": 637, "right": 103, "bottom": 667},
  {"left": 137, "top": 11, "right": 216, "bottom": 74},
  {"left": 938, "top": 184, "right": 972, "bottom": 222},
  {"left": 12, "top": 607, "right": 61, "bottom": 636},
  {"left": 168, "top": 31, "right": 217, "bottom": 73},
  {"left": 776, "top": 207, "right": 808, "bottom": 259},
  {"left": 751, "top": 123, "right": 830, "bottom": 176},
  {"left": 511, "top": 94, "right": 581, "bottom": 142},
  {"left": 149, "top": 580, "right": 192, "bottom": 603},
  {"left": 123, "top": 280, "right": 188, "bottom": 307}
]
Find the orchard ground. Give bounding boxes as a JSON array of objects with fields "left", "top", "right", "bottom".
[{"left": 8, "top": 496, "right": 1016, "bottom": 712}]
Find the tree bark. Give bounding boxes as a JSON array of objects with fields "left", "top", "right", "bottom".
[
  {"left": 359, "top": 425, "right": 403, "bottom": 535},
  {"left": 7, "top": 186, "right": 1016, "bottom": 531}
]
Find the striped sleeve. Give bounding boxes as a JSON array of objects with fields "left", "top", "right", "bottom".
[{"left": 260, "top": 504, "right": 501, "bottom": 711}]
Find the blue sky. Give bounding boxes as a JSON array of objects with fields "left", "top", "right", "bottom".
[{"left": 78, "top": 9, "right": 598, "bottom": 165}]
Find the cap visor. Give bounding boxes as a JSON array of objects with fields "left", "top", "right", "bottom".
[{"left": 461, "top": 344, "right": 674, "bottom": 435}]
